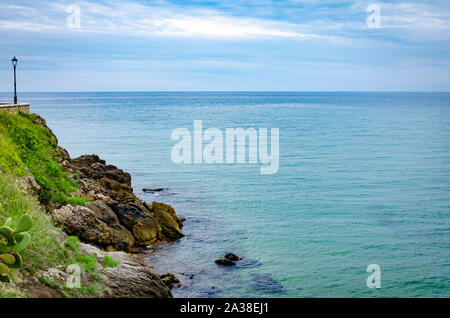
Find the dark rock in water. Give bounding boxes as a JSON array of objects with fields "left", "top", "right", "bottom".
[
  {"left": 215, "top": 253, "right": 244, "bottom": 267},
  {"left": 215, "top": 258, "right": 236, "bottom": 266},
  {"left": 143, "top": 188, "right": 164, "bottom": 193},
  {"left": 225, "top": 253, "right": 243, "bottom": 261},
  {"left": 160, "top": 273, "right": 180, "bottom": 289},
  {"left": 250, "top": 275, "right": 285, "bottom": 294}
]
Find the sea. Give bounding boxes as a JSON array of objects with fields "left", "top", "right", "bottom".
[{"left": 1, "top": 92, "right": 449, "bottom": 297}]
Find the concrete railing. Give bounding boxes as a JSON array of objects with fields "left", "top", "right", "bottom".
[{"left": 0, "top": 102, "right": 30, "bottom": 114}]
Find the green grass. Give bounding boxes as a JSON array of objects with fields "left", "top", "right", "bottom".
[
  {"left": 34, "top": 236, "right": 107, "bottom": 298},
  {"left": 65, "top": 236, "right": 80, "bottom": 252},
  {"left": 61, "top": 236, "right": 108, "bottom": 297},
  {"left": 64, "top": 236, "right": 97, "bottom": 272},
  {"left": 103, "top": 255, "right": 120, "bottom": 268},
  {"left": 73, "top": 253, "right": 98, "bottom": 272},
  {"left": 0, "top": 112, "right": 81, "bottom": 207},
  {"left": 0, "top": 134, "right": 26, "bottom": 176}
]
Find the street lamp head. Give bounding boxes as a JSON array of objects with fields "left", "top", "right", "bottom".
[{"left": 11, "top": 56, "right": 18, "bottom": 67}]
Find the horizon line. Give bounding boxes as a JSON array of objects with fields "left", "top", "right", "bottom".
[{"left": 0, "top": 90, "right": 449, "bottom": 94}]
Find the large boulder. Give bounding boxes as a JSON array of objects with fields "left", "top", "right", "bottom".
[
  {"left": 52, "top": 202, "right": 134, "bottom": 251},
  {"left": 148, "top": 202, "right": 184, "bottom": 240},
  {"left": 106, "top": 201, "right": 162, "bottom": 245}
]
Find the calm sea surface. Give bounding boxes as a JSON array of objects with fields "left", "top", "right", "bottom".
[{"left": 2, "top": 92, "right": 449, "bottom": 297}]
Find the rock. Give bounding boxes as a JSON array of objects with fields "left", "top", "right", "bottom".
[
  {"left": 215, "top": 258, "right": 236, "bottom": 266},
  {"left": 132, "top": 217, "right": 162, "bottom": 244},
  {"left": 78, "top": 243, "right": 172, "bottom": 298},
  {"left": 216, "top": 253, "right": 243, "bottom": 266},
  {"left": 63, "top": 155, "right": 134, "bottom": 202},
  {"left": 225, "top": 253, "right": 243, "bottom": 261},
  {"left": 19, "top": 175, "right": 41, "bottom": 196},
  {"left": 52, "top": 203, "right": 134, "bottom": 251},
  {"left": 60, "top": 153, "right": 184, "bottom": 251},
  {"left": 160, "top": 273, "right": 180, "bottom": 289},
  {"left": 250, "top": 275, "right": 285, "bottom": 294},
  {"left": 106, "top": 201, "right": 162, "bottom": 245},
  {"left": 15, "top": 272, "right": 62, "bottom": 298},
  {"left": 143, "top": 188, "right": 164, "bottom": 193},
  {"left": 149, "top": 202, "right": 184, "bottom": 240}
]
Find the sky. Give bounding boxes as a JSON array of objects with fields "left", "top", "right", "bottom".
[{"left": 0, "top": 0, "right": 449, "bottom": 92}]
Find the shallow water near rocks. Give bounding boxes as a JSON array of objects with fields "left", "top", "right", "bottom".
[{"left": 4, "top": 92, "right": 449, "bottom": 297}]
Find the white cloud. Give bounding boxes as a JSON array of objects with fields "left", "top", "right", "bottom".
[
  {"left": 138, "top": 16, "right": 318, "bottom": 38},
  {"left": 381, "top": 2, "right": 450, "bottom": 34},
  {"left": 0, "top": 0, "right": 324, "bottom": 40},
  {"left": 0, "top": 1, "right": 448, "bottom": 42}
]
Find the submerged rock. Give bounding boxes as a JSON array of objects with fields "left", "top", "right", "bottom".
[
  {"left": 250, "top": 275, "right": 285, "bottom": 294},
  {"left": 197, "top": 286, "right": 222, "bottom": 297},
  {"left": 215, "top": 258, "right": 236, "bottom": 266},
  {"left": 235, "top": 258, "right": 262, "bottom": 268},
  {"left": 179, "top": 272, "right": 195, "bottom": 280}
]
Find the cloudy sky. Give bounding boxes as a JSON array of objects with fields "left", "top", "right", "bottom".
[{"left": 0, "top": 0, "right": 449, "bottom": 91}]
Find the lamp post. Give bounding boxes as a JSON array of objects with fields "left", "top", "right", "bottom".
[{"left": 11, "top": 57, "right": 18, "bottom": 104}]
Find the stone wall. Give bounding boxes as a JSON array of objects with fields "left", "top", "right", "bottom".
[{"left": 0, "top": 103, "right": 30, "bottom": 114}]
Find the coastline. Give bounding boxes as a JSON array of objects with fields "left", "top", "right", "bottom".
[{"left": 0, "top": 111, "right": 184, "bottom": 297}]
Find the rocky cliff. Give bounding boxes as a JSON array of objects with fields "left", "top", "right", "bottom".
[
  {"left": 0, "top": 112, "right": 183, "bottom": 298},
  {"left": 54, "top": 154, "right": 184, "bottom": 252}
]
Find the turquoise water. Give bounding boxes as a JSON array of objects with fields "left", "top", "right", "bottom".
[{"left": 2, "top": 92, "right": 449, "bottom": 297}]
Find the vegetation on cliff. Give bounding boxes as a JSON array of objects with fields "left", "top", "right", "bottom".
[
  {"left": 0, "top": 171, "right": 68, "bottom": 297},
  {"left": 0, "top": 112, "right": 178, "bottom": 298},
  {"left": 0, "top": 112, "right": 83, "bottom": 295},
  {"left": 0, "top": 112, "right": 85, "bottom": 207}
]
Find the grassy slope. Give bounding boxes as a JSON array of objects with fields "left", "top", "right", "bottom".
[
  {"left": 0, "top": 112, "right": 103, "bottom": 297},
  {"left": 0, "top": 112, "right": 85, "bottom": 206}
]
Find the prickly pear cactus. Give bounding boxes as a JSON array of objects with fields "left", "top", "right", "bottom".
[{"left": 0, "top": 214, "right": 32, "bottom": 282}]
